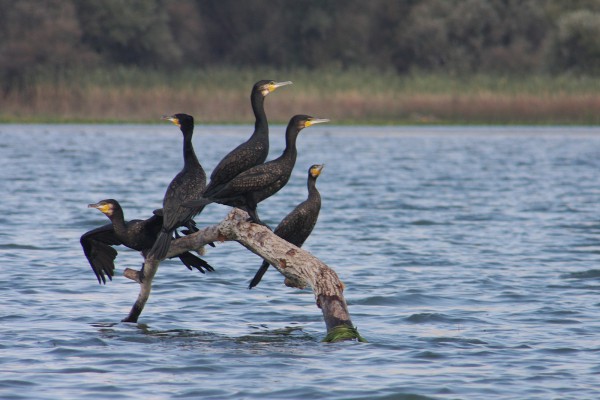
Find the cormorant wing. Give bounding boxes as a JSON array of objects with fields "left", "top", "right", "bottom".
[
  {"left": 220, "top": 163, "right": 284, "bottom": 195},
  {"left": 274, "top": 203, "right": 317, "bottom": 247},
  {"left": 209, "top": 141, "right": 266, "bottom": 184},
  {"left": 80, "top": 223, "right": 122, "bottom": 284},
  {"left": 143, "top": 213, "right": 163, "bottom": 228},
  {"left": 162, "top": 191, "right": 198, "bottom": 232}
]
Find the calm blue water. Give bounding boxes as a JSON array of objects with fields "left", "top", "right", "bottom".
[{"left": 1, "top": 124, "right": 600, "bottom": 399}]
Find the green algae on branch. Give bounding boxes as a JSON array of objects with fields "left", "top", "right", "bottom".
[{"left": 322, "top": 325, "right": 368, "bottom": 343}]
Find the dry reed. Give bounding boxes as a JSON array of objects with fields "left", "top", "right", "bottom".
[{"left": 2, "top": 70, "right": 600, "bottom": 124}]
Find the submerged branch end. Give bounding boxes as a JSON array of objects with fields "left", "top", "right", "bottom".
[{"left": 322, "top": 325, "right": 368, "bottom": 343}]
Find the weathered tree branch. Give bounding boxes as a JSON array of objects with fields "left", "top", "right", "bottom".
[{"left": 122, "top": 209, "right": 364, "bottom": 342}]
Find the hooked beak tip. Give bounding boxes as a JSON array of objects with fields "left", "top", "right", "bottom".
[{"left": 272, "top": 81, "right": 293, "bottom": 90}]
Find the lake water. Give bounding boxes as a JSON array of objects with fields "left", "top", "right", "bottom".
[{"left": 1, "top": 124, "right": 600, "bottom": 399}]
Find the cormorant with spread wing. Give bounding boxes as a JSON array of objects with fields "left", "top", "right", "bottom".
[{"left": 81, "top": 199, "right": 213, "bottom": 284}]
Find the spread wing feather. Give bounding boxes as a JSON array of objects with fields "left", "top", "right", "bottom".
[{"left": 80, "top": 224, "right": 122, "bottom": 284}]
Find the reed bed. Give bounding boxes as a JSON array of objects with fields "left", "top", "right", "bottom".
[{"left": 2, "top": 67, "right": 600, "bottom": 124}]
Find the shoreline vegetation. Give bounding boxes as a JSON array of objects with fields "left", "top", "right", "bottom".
[{"left": 2, "top": 67, "right": 600, "bottom": 125}]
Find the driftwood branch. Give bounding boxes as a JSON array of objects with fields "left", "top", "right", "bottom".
[{"left": 122, "top": 209, "right": 364, "bottom": 342}]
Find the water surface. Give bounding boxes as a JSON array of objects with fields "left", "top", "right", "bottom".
[{"left": 1, "top": 124, "right": 600, "bottom": 399}]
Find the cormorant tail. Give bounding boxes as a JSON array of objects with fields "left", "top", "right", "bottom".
[
  {"left": 249, "top": 260, "right": 270, "bottom": 289},
  {"left": 148, "top": 230, "right": 171, "bottom": 261}
]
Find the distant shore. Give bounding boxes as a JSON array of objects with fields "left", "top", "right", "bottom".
[{"left": 2, "top": 67, "right": 600, "bottom": 125}]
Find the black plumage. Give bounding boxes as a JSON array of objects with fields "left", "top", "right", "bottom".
[
  {"left": 203, "top": 80, "right": 292, "bottom": 197},
  {"left": 186, "top": 115, "right": 329, "bottom": 225},
  {"left": 248, "top": 164, "right": 324, "bottom": 289},
  {"left": 148, "top": 113, "right": 207, "bottom": 261},
  {"left": 81, "top": 199, "right": 213, "bottom": 285}
]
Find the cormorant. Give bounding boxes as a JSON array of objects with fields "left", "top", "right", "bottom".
[
  {"left": 203, "top": 80, "right": 292, "bottom": 196},
  {"left": 148, "top": 113, "right": 207, "bottom": 261},
  {"left": 248, "top": 164, "right": 324, "bottom": 289},
  {"left": 81, "top": 199, "right": 214, "bottom": 284},
  {"left": 185, "top": 115, "right": 329, "bottom": 225}
]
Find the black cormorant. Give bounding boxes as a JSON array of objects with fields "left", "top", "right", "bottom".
[
  {"left": 248, "top": 164, "right": 324, "bottom": 289},
  {"left": 81, "top": 199, "right": 213, "bottom": 284},
  {"left": 148, "top": 113, "right": 207, "bottom": 261},
  {"left": 185, "top": 115, "right": 329, "bottom": 225},
  {"left": 203, "top": 80, "right": 292, "bottom": 196}
]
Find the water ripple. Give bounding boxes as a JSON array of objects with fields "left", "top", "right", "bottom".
[{"left": 2, "top": 125, "right": 600, "bottom": 399}]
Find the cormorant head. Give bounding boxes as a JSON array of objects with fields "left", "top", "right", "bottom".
[
  {"left": 290, "top": 115, "right": 330, "bottom": 131},
  {"left": 162, "top": 113, "right": 194, "bottom": 132},
  {"left": 88, "top": 199, "right": 119, "bottom": 217},
  {"left": 254, "top": 80, "right": 293, "bottom": 97},
  {"left": 309, "top": 164, "right": 324, "bottom": 179}
]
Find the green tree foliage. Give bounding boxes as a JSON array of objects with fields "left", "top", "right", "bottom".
[
  {"left": 0, "top": 0, "right": 599, "bottom": 91},
  {"left": 0, "top": 0, "right": 92, "bottom": 90},
  {"left": 547, "top": 10, "right": 600, "bottom": 74},
  {"left": 401, "top": 0, "right": 549, "bottom": 73},
  {"left": 74, "top": 0, "right": 180, "bottom": 66}
]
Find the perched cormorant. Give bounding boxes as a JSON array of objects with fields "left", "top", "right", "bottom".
[
  {"left": 81, "top": 199, "right": 213, "bottom": 284},
  {"left": 148, "top": 113, "right": 207, "bottom": 261},
  {"left": 185, "top": 115, "right": 329, "bottom": 225},
  {"left": 248, "top": 164, "right": 324, "bottom": 289},
  {"left": 202, "top": 80, "right": 292, "bottom": 196}
]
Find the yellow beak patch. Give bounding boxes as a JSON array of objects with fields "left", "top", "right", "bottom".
[{"left": 98, "top": 204, "right": 112, "bottom": 214}]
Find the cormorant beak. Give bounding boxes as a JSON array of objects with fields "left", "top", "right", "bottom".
[
  {"left": 88, "top": 202, "right": 110, "bottom": 214},
  {"left": 305, "top": 118, "right": 330, "bottom": 128},
  {"left": 269, "top": 81, "right": 293, "bottom": 92},
  {"left": 162, "top": 115, "right": 180, "bottom": 127},
  {"left": 310, "top": 164, "right": 324, "bottom": 177}
]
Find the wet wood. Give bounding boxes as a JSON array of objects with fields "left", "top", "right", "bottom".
[
  {"left": 123, "top": 209, "right": 358, "bottom": 340},
  {"left": 122, "top": 258, "right": 157, "bottom": 323}
]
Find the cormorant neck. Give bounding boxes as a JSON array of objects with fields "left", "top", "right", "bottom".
[
  {"left": 108, "top": 207, "right": 127, "bottom": 232},
  {"left": 307, "top": 176, "right": 319, "bottom": 197},
  {"left": 251, "top": 91, "right": 268, "bottom": 137},
  {"left": 282, "top": 127, "right": 301, "bottom": 158},
  {"left": 182, "top": 128, "right": 199, "bottom": 166}
]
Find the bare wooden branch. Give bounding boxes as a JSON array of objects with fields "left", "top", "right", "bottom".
[
  {"left": 122, "top": 257, "right": 157, "bottom": 323},
  {"left": 122, "top": 209, "right": 361, "bottom": 341}
]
